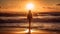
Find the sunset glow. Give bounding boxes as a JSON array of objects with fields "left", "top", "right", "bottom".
[{"left": 26, "top": 3, "right": 34, "bottom": 10}]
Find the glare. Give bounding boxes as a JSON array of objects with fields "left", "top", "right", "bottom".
[
  {"left": 14, "top": 29, "right": 40, "bottom": 33},
  {"left": 26, "top": 3, "right": 34, "bottom": 10},
  {"left": 24, "top": 29, "right": 34, "bottom": 33}
]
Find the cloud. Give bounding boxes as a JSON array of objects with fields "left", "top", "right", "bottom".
[
  {"left": 56, "top": 4, "right": 60, "bottom": 6},
  {"left": 0, "top": 5, "right": 1, "bottom": 8},
  {"left": 43, "top": 7, "right": 55, "bottom": 9}
]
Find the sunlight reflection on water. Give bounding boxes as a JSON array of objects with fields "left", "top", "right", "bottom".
[
  {"left": 0, "top": 27, "right": 59, "bottom": 34},
  {"left": 0, "top": 16, "right": 60, "bottom": 34}
]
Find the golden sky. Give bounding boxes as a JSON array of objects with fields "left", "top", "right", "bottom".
[{"left": 0, "top": 0, "right": 60, "bottom": 12}]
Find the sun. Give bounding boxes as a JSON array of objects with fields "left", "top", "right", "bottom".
[{"left": 26, "top": 3, "right": 34, "bottom": 10}]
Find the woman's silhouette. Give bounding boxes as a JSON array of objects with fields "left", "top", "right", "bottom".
[{"left": 27, "top": 10, "right": 32, "bottom": 34}]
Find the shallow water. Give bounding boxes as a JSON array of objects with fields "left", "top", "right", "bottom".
[
  {"left": 0, "top": 27, "right": 60, "bottom": 34},
  {"left": 0, "top": 16, "right": 60, "bottom": 34}
]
